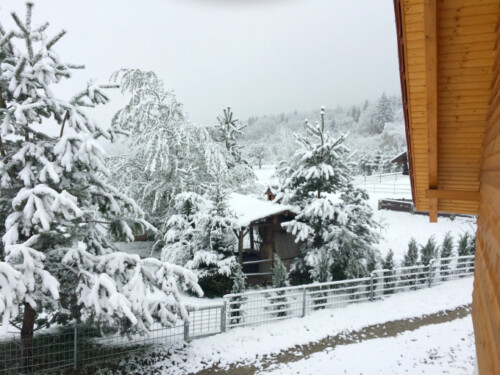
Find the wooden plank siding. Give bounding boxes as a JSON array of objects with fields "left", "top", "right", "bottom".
[
  {"left": 474, "top": 9, "right": 500, "bottom": 372},
  {"left": 396, "top": 1, "right": 500, "bottom": 373},
  {"left": 400, "top": 0, "right": 498, "bottom": 215}
]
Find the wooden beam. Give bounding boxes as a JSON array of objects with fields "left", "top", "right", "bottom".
[
  {"left": 425, "top": 189, "right": 480, "bottom": 201},
  {"left": 238, "top": 230, "right": 244, "bottom": 265},
  {"left": 424, "top": 0, "right": 438, "bottom": 223},
  {"left": 249, "top": 225, "right": 255, "bottom": 252}
]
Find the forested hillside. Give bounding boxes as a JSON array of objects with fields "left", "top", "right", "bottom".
[{"left": 242, "top": 93, "right": 406, "bottom": 175}]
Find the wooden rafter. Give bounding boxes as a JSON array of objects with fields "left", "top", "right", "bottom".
[
  {"left": 425, "top": 189, "right": 480, "bottom": 202},
  {"left": 424, "top": 0, "right": 438, "bottom": 222}
]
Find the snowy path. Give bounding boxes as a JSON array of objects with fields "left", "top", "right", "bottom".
[
  {"left": 194, "top": 305, "right": 472, "bottom": 374},
  {"left": 258, "top": 313, "right": 474, "bottom": 375}
]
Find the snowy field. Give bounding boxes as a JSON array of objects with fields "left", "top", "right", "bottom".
[
  {"left": 254, "top": 165, "right": 477, "bottom": 262},
  {"left": 138, "top": 278, "right": 473, "bottom": 374}
]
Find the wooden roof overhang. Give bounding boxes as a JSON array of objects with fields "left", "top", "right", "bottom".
[{"left": 394, "top": 0, "right": 500, "bottom": 221}]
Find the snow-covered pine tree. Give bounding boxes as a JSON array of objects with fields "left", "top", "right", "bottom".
[
  {"left": 401, "top": 238, "right": 419, "bottom": 288},
  {"left": 269, "top": 254, "right": 290, "bottom": 317},
  {"left": 330, "top": 185, "right": 380, "bottom": 280},
  {"left": 185, "top": 164, "right": 240, "bottom": 297},
  {"left": 160, "top": 192, "right": 207, "bottom": 265},
  {"left": 440, "top": 232, "right": 454, "bottom": 279},
  {"left": 0, "top": 4, "right": 202, "bottom": 361},
  {"left": 277, "top": 107, "right": 379, "bottom": 283},
  {"left": 272, "top": 254, "right": 290, "bottom": 288},
  {"left": 441, "top": 232, "right": 454, "bottom": 258},
  {"left": 277, "top": 107, "right": 350, "bottom": 282},
  {"left": 372, "top": 92, "right": 394, "bottom": 134},
  {"left": 420, "top": 236, "right": 439, "bottom": 266},
  {"left": 214, "top": 107, "right": 255, "bottom": 189},
  {"left": 215, "top": 107, "right": 246, "bottom": 166},
  {"left": 382, "top": 250, "right": 395, "bottom": 294},
  {"left": 228, "top": 265, "right": 246, "bottom": 325},
  {"left": 457, "top": 232, "right": 475, "bottom": 256},
  {"left": 403, "top": 238, "right": 419, "bottom": 267}
]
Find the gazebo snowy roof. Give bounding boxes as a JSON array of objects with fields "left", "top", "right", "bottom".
[{"left": 228, "top": 193, "right": 294, "bottom": 227}]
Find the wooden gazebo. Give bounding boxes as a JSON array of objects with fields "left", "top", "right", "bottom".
[
  {"left": 228, "top": 193, "right": 300, "bottom": 274},
  {"left": 394, "top": 0, "right": 500, "bottom": 372}
]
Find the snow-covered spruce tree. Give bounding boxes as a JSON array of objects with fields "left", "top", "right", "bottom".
[
  {"left": 277, "top": 107, "right": 380, "bottom": 283},
  {"left": 0, "top": 3, "right": 202, "bottom": 362},
  {"left": 420, "top": 236, "right": 439, "bottom": 266},
  {"left": 272, "top": 254, "right": 290, "bottom": 288},
  {"left": 329, "top": 185, "right": 380, "bottom": 280},
  {"left": 382, "top": 250, "right": 395, "bottom": 295},
  {"left": 160, "top": 192, "right": 207, "bottom": 265},
  {"left": 213, "top": 107, "right": 255, "bottom": 190},
  {"left": 402, "top": 238, "right": 419, "bottom": 267},
  {"left": 229, "top": 265, "right": 246, "bottom": 325},
  {"left": 440, "top": 232, "right": 454, "bottom": 279},
  {"left": 270, "top": 254, "right": 290, "bottom": 317},
  {"left": 185, "top": 165, "right": 240, "bottom": 297},
  {"left": 457, "top": 232, "right": 475, "bottom": 256}
]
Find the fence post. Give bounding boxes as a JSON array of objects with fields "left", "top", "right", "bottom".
[
  {"left": 428, "top": 260, "right": 435, "bottom": 288},
  {"left": 184, "top": 308, "right": 190, "bottom": 341},
  {"left": 302, "top": 288, "right": 307, "bottom": 317},
  {"left": 370, "top": 272, "right": 375, "bottom": 301},
  {"left": 73, "top": 324, "right": 78, "bottom": 370},
  {"left": 221, "top": 300, "right": 227, "bottom": 333}
]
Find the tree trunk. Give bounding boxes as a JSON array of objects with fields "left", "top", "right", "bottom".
[
  {"left": 258, "top": 159, "right": 262, "bottom": 169},
  {"left": 21, "top": 303, "right": 37, "bottom": 369}
]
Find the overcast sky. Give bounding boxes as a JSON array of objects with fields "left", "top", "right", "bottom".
[{"left": 2, "top": 0, "right": 401, "bottom": 126}]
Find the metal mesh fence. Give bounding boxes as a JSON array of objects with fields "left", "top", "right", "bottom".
[
  {"left": 0, "top": 255, "right": 474, "bottom": 374},
  {"left": 224, "top": 255, "right": 475, "bottom": 329}
]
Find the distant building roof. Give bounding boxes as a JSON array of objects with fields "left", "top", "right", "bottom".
[{"left": 391, "top": 151, "right": 407, "bottom": 164}]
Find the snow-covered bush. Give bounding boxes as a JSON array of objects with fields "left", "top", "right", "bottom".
[
  {"left": 277, "top": 108, "right": 380, "bottom": 283},
  {"left": 0, "top": 3, "right": 201, "bottom": 353}
]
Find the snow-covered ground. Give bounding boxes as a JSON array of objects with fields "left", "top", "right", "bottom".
[
  {"left": 259, "top": 316, "right": 475, "bottom": 375},
  {"left": 369, "top": 192, "right": 476, "bottom": 261},
  {"left": 151, "top": 278, "right": 473, "bottom": 374}
]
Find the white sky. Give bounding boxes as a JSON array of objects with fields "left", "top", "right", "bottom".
[{"left": 2, "top": 0, "right": 401, "bottom": 126}]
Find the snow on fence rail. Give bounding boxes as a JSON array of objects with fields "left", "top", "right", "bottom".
[
  {"left": 0, "top": 256, "right": 474, "bottom": 374},
  {"left": 353, "top": 173, "right": 411, "bottom": 195}
]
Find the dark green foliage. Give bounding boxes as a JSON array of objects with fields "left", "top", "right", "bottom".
[
  {"left": 197, "top": 274, "right": 233, "bottom": 298},
  {"left": 383, "top": 250, "right": 395, "bottom": 270},
  {"left": 403, "top": 238, "right": 419, "bottom": 267},
  {"left": 382, "top": 250, "right": 395, "bottom": 295},
  {"left": 229, "top": 266, "right": 246, "bottom": 324},
  {"left": 441, "top": 232, "right": 454, "bottom": 258},
  {"left": 270, "top": 255, "right": 290, "bottom": 317},
  {"left": 420, "top": 236, "right": 439, "bottom": 266},
  {"left": 272, "top": 255, "right": 289, "bottom": 288},
  {"left": 457, "top": 232, "right": 475, "bottom": 256},
  {"left": 288, "top": 267, "right": 312, "bottom": 286}
]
